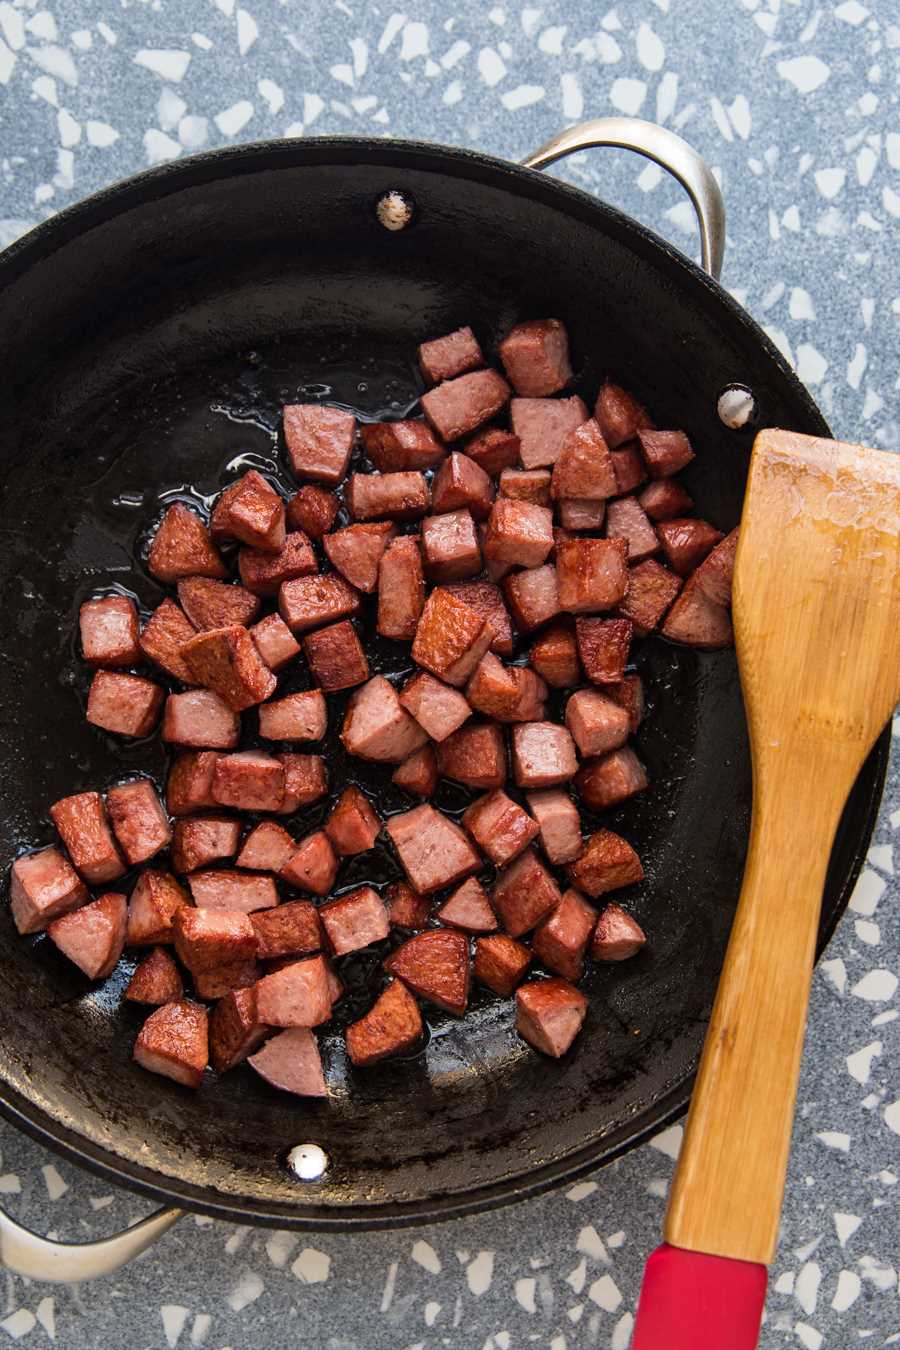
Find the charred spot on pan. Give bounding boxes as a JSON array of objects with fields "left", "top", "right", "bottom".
[{"left": 374, "top": 189, "right": 416, "bottom": 233}]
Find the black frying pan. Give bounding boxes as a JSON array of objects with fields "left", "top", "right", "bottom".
[{"left": 0, "top": 121, "right": 888, "bottom": 1264}]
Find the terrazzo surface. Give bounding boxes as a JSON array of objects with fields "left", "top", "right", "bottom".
[{"left": 0, "top": 0, "right": 898, "bottom": 1345}]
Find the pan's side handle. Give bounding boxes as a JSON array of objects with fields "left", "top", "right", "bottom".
[
  {"left": 0, "top": 1204, "right": 182, "bottom": 1282},
  {"left": 521, "top": 117, "right": 726, "bottom": 281}
]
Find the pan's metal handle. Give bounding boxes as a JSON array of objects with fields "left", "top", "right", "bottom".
[
  {"left": 0, "top": 1203, "right": 182, "bottom": 1282},
  {"left": 521, "top": 117, "right": 726, "bottom": 281}
]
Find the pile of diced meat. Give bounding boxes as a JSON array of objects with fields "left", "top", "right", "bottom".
[{"left": 9, "top": 318, "right": 737, "bottom": 1095}]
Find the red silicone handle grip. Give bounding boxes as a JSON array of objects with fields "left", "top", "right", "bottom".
[{"left": 632, "top": 1243, "right": 767, "bottom": 1350}]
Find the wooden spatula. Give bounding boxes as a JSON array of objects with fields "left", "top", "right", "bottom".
[{"left": 632, "top": 428, "right": 900, "bottom": 1350}]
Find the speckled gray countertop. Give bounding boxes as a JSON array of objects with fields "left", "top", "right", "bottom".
[{"left": 0, "top": 1, "right": 897, "bottom": 1346}]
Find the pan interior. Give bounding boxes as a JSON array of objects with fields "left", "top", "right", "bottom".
[{"left": 0, "top": 144, "right": 883, "bottom": 1225}]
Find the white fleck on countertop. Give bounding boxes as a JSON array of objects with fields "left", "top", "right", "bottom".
[{"left": 0, "top": 1, "right": 897, "bottom": 1346}]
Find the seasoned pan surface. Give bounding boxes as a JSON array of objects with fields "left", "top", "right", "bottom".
[{"left": 0, "top": 140, "right": 886, "bottom": 1226}]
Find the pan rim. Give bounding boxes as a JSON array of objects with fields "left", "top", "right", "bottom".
[{"left": 0, "top": 134, "right": 887, "bottom": 1228}]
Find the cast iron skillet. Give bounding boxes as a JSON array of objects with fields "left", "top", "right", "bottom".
[{"left": 0, "top": 120, "right": 888, "bottom": 1267}]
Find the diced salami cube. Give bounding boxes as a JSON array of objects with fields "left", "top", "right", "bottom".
[
  {"left": 605, "top": 496, "right": 659, "bottom": 563},
  {"left": 444, "top": 581, "right": 514, "bottom": 656},
  {"left": 107, "top": 779, "right": 171, "bottom": 865},
  {"left": 9, "top": 846, "right": 88, "bottom": 934},
  {"left": 419, "top": 325, "right": 484, "bottom": 385},
  {"left": 516, "top": 978, "right": 587, "bottom": 1057},
  {"left": 473, "top": 933, "right": 531, "bottom": 996},
  {"left": 235, "top": 821, "right": 296, "bottom": 873},
  {"left": 639, "top": 478, "right": 694, "bottom": 521},
  {"left": 436, "top": 720, "right": 506, "bottom": 789},
  {"left": 303, "top": 620, "right": 370, "bottom": 692},
  {"left": 464, "top": 426, "right": 521, "bottom": 475},
  {"left": 391, "top": 743, "right": 439, "bottom": 797},
  {"left": 610, "top": 442, "right": 648, "bottom": 496},
  {"left": 499, "top": 467, "right": 552, "bottom": 507},
  {"left": 194, "top": 958, "right": 261, "bottom": 1001},
  {"left": 47, "top": 896, "right": 126, "bottom": 982},
  {"left": 79, "top": 595, "right": 141, "bottom": 667},
  {"left": 385, "top": 928, "right": 470, "bottom": 1015},
  {"left": 575, "top": 746, "right": 649, "bottom": 811},
  {"left": 248, "top": 1026, "right": 326, "bottom": 1096},
  {"left": 618, "top": 560, "right": 682, "bottom": 636},
  {"left": 49, "top": 791, "right": 124, "bottom": 885},
  {"left": 283, "top": 404, "right": 355, "bottom": 484},
  {"left": 238, "top": 532, "right": 318, "bottom": 597},
  {"left": 365, "top": 568, "right": 419, "bottom": 679},
  {"left": 259, "top": 690, "right": 327, "bottom": 743},
  {"left": 526, "top": 789, "right": 582, "bottom": 865},
  {"left": 324, "top": 522, "right": 395, "bottom": 593},
  {"left": 559, "top": 499, "right": 606, "bottom": 531},
  {"left": 320, "top": 886, "right": 390, "bottom": 956},
  {"left": 162, "top": 689, "right": 241, "bottom": 750},
  {"left": 187, "top": 870, "right": 279, "bottom": 915},
  {"left": 147, "top": 503, "right": 227, "bottom": 584},
  {"left": 605, "top": 674, "right": 645, "bottom": 735},
  {"left": 466, "top": 653, "right": 547, "bottom": 723},
  {"left": 637, "top": 428, "right": 695, "bottom": 478},
  {"left": 281, "top": 830, "right": 338, "bottom": 894},
  {"left": 510, "top": 394, "right": 589, "bottom": 470},
  {"left": 171, "top": 816, "right": 241, "bottom": 874},
  {"left": 421, "top": 368, "right": 511, "bottom": 442},
  {"left": 568, "top": 828, "right": 644, "bottom": 897},
  {"left": 502, "top": 564, "right": 561, "bottom": 632},
  {"left": 279, "top": 573, "right": 360, "bottom": 634},
  {"left": 431, "top": 452, "right": 494, "bottom": 520},
  {"left": 139, "top": 599, "right": 198, "bottom": 684},
  {"left": 551, "top": 418, "right": 617, "bottom": 501},
  {"left": 325, "top": 787, "right": 382, "bottom": 856},
  {"left": 462, "top": 789, "right": 539, "bottom": 867},
  {"left": 177, "top": 577, "right": 260, "bottom": 631},
  {"left": 386, "top": 803, "right": 481, "bottom": 894},
  {"left": 346, "top": 979, "right": 424, "bottom": 1067},
  {"left": 172, "top": 906, "right": 256, "bottom": 974},
  {"left": 181, "top": 625, "right": 276, "bottom": 712},
  {"left": 256, "top": 954, "right": 333, "bottom": 1027},
  {"left": 212, "top": 751, "right": 285, "bottom": 812},
  {"left": 361, "top": 419, "right": 445, "bottom": 472},
  {"left": 399, "top": 671, "right": 471, "bottom": 743},
  {"left": 126, "top": 946, "right": 183, "bottom": 1005},
  {"left": 210, "top": 986, "right": 267, "bottom": 1072},
  {"left": 210, "top": 470, "right": 285, "bottom": 553},
  {"left": 592, "top": 902, "right": 647, "bottom": 961},
  {"left": 492, "top": 847, "right": 561, "bottom": 936},
  {"left": 565, "top": 688, "right": 630, "bottom": 757},
  {"left": 87, "top": 670, "right": 163, "bottom": 739},
  {"left": 385, "top": 881, "right": 431, "bottom": 930},
  {"left": 134, "top": 1000, "right": 208, "bottom": 1088},
  {"left": 412, "top": 587, "right": 494, "bottom": 687},
  {"left": 511, "top": 722, "right": 578, "bottom": 790},
  {"left": 529, "top": 619, "right": 581, "bottom": 688},
  {"left": 575, "top": 616, "right": 633, "bottom": 684},
  {"left": 249, "top": 613, "right": 301, "bottom": 672},
  {"left": 287, "top": 484, "right": 339, "bottom": 540},
  {"left": 556, "top": 537, "right": 629, "bottom": 613},
  {"left": 126, "top": 870, "right": 188, "bottom": 945},
  {"left": 167, "top": 751, "right": 218, "bottom": 817},
  {"left": 348, "top": 471, "right": 430, "bottom": 522},
  {"left": 341, "top": 675, "right": 426, "bottom": 772},
  {"left": 277, "top": 753, "right": 327, "bottom": 814},
  {"left": 661, "top": 575, "right": 733, "bottom": 648},
  {"left": 421, "top": 509, "right": 482, "bottom": 582},
  {"left": 484, "top": 498, "right": 554, "bottom": 569},
  {"left": 692, "top": 528, "right": 738, "bottom": 608},
  {"left": 251, "top": 901, "right": 321, "bottom": 961},
  {"left": 594, "top": 381, "right": 653, "bottom": 449},
  {"left": 532, "top": 888, "right": 597, "bottom": 983},
  {"left": 499, "top": 319, "right": 572, "bottom": 397},
  {"left": 436, "top": 876, "right": 496, "bottom": 933}
]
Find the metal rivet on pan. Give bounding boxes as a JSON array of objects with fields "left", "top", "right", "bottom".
[
  {"left": 375, "top": 189, "right": 415, "bottom": 231},
  {"left": 286, "top": 1143, "right": 329, "bottom": 1181},
  {"left": 717, "top": 384, "right": 758, "bottom": 429}
]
